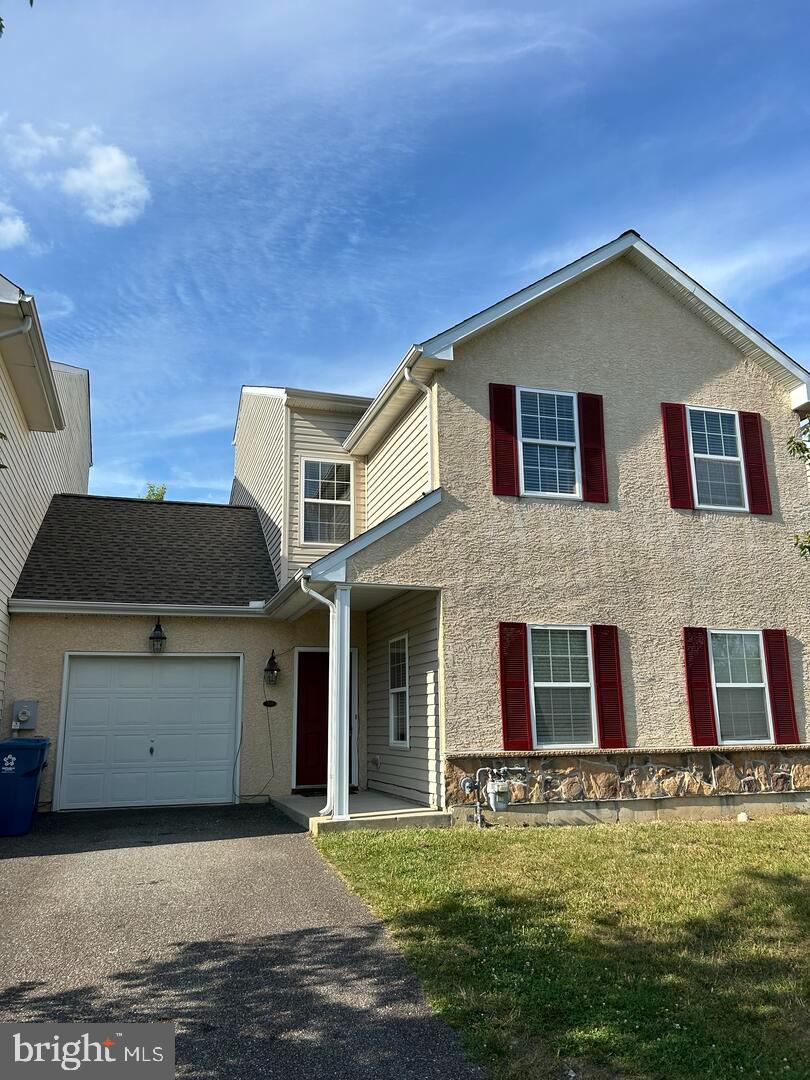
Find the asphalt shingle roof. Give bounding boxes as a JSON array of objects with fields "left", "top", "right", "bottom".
[{"left": 13, "top": 494, "right": 278, "bottom": 606}]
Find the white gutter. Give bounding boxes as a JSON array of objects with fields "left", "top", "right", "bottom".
[
  {"left": 403, "top": 360, "right": 434, "bottom": 492},
  {"left": 8, "top": 599, "right": 268, "bottom": 617},
  {"left": 301, "top": 575, "right": 337, "bottom": 817}
]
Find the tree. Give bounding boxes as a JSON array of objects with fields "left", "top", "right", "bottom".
[
  {"left": 787, "top": 425, "right": 810, "bottom": 557},
  {"left": 0, "top": 0, "right": 34, "bottom": 38},
  {"left": 144, "top": 482, "right": 167, "bottom": 501}
]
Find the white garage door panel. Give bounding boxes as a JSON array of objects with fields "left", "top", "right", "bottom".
[{"left": 59, "top": 656, "right": 240, "bottom": 810}]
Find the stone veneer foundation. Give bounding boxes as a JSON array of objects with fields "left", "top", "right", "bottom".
[{"left": 445, "top": 748, "right": 810, "bottom": 812}]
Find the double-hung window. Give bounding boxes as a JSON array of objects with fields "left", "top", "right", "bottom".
[
  {"left": 517, "top": 388, "right": 581, "bottom": 498},
  {"left": 388, "top": 634, "right": 409, "bottom": 747},
  {"left": 708, "top": 630, "right": 773, "bottom": 743},
  {"left": 687, "top": 407, "right": 747, "bottom": 511},
  {"left": 529, "top": 626, "right": 596, "bottom": 747},
  {"left": 302, "top": 459, "right": 352, "bottom": 545}
]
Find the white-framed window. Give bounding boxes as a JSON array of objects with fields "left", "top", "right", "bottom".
[
  {"left": 517, "top": 387, "right": 581, "bottom": 499},
  {"left": 388, "top": 634, "right": 409, "bottom": 748},
  {"left": 708, "top": 629, "right": 773, "bottom": 744},
  {"left": 686, "top": 407, "right": 748, "bottom": 511},
  {"left": 528, "top": 625, "right": 596, "bottom": 748},
  {"left": 301, "top": 458, "right": 353, "bottom": 545}
]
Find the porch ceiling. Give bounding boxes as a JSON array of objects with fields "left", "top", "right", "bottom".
[{"left": 266, "top": 580, "right": 437, "bottom": 621}]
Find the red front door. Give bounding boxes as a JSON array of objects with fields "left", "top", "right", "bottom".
[{"left": 295, "top": 651, "right": 329, "bottom": 787}]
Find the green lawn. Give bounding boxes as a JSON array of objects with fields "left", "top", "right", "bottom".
[{"left": 317, "top": 817, "right": 810, "bottom": 1080}]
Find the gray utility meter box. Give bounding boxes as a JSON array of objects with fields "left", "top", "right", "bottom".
[{"left": 11, "top": 700, "right": 38, "bottom": 731}]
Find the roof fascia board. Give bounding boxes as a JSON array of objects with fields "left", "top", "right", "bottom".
[
  {"left": 632, "top": 238, "right": 810, "bottom": 388},
  {"left": 0, "top": 295, "right": 65, "bottom": 431},
  {"left": 9, "top": 599, "right": 269, "bottom": 617},
  {"left": 343, "top": 345, "right": 435, "bottom": 452},
  {"left": 308, "top": 486, "right": 442, "bottom": 581},
  {"left": 418, "top": 232, "right": 639, "bottom": 357}
]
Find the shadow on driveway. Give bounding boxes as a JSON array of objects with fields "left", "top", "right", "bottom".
[
  {"left": 0, "top": 804, "right": 482, "bottom": 1079},
  {"left": 1, "top": 925, "right": 482, "bottom": 1079},
  {"left": 0, "top": 803, "right": 300, "bottom": 860}
]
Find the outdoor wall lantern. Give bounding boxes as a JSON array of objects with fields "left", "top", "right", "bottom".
[
  {"left": 149, "top": 618, "right": 167, "bottom": 654},
  {"left": 264, "top": 650, "right": 280, "bottom": 685}
]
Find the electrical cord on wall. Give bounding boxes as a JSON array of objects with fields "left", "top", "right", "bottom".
[{"left": 232, "top": 697, "right": 277, "bottom": 801}]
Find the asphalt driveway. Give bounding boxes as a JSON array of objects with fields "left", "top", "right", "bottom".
[{"left": 0, "top": 805, "right": 481, "bottom": 1079}]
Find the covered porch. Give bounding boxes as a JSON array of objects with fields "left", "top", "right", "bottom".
[
  {"left": 265, "top": 571, "right": 443, "bottom": 829},
  {"left": 274, "top": 790, "right": 450, "bottom": 835}
]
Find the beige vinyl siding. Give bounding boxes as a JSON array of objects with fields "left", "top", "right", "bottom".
[
  {"left": 365, "top": 396, "right": 430, "bottom": 528},
  {"left": 0, "top": 361, "right": 91, "bottom": 708},
  {"left": 287, "top": 407, "right": 366, "bottom": 576},
  {"left": 230, "top": 391, "right": 286, "bottom": 583},
  {"left": 366, "top": 590, "right": 440, "bottom": 806}
]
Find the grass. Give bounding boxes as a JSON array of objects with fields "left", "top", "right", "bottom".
[{"left": 317, "top": 816, "right": 810, "bottom": 1080}]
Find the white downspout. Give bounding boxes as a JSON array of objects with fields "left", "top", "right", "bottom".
[
  {"left": 404, "top": 362, "right": 434, "bottom": 492},
  {"left": 0, "top": 315, "right": 32, "bottom": 341},
  {"left": 301, "top": 575, "right": 337, "bottom": 816}
]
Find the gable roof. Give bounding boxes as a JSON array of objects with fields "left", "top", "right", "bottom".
[
  {"left": 12, "top": 495, "right": 278, "bottom": 610},
  {"left": 344, "top": 230, "right": 810, "bottom": 455}
]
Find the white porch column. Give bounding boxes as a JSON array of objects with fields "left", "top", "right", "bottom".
[{"left": 332, "top": 583, "right": 352, "bottom": 821}]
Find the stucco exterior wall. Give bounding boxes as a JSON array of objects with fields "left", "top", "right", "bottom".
[
  {"left": 3, "top": 611, "right": 366, "bottom": 807},
  {"left": 344, "top": 256, "right": 810, "bottom": 755}
]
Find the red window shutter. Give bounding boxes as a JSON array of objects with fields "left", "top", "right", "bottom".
[
  {"left": 590, "top": 624, "right": 626, "bottom": 747},
  {"left": 578, "top": 393, "right": 609, "bottom": 503},
  {"left": 683, "top": 627, "right": 717, "bottom": 745},
  {"left": 739, "top": 411, "right": 772, "bottom": 515},
  {"left": 498, "top": 622, "right": 532, "bottom": 750},
  {"left": 489, "top": 384, "right": 519, "bottom": 496},
  {"left": 762, "top": 629, "right": 799, "bottom": 743},
  {"left": 662, "top": 403, "right": 694, "bottom": 509}
]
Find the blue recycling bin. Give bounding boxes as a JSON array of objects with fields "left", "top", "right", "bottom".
[{"left": 0, "top": 737, "right": 50, "bottom": 836}]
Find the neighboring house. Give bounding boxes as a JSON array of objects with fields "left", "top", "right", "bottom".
[
  {"left": 6, "top": 231, "right": 810, "bottom": 825},
  {"left": 0, "top": 271, "right": 91, "bottom": 718}
]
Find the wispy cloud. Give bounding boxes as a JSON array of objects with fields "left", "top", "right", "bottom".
[
  {"left": 0, "top": 199, "right": 28, "bottom": 249},
  {"left": 2, "top": 121, "right": 151, "bottom": 229},
  {"left": 35, "top": 290, "right": 75, "bottom": 321},
  {"left": 61, "top": 138, "right": 150, "bottom": 226}
]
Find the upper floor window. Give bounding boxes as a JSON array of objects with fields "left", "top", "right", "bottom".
[
  {"left": 517, "top": 388, "right": 581, "bottom": 498},
  {"left": 529, "top": 625, "right": 596, "bottom": 748},
  {"left": 708, "top": 630, "right": 772, "bottom": 743},
  {"left": 302, "top": 459, "right": 352, "bottom": 545},
  {"left": 687, "top": 407, "right": 747, "bottom": 511}
]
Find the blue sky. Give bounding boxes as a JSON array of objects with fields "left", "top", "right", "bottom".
[{"left": 1, "top": 0, "right": 809, "bottom": 502}]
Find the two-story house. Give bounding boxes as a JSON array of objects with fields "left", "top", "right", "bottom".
[
  {"left": 7, "top": 231, "right": 809, "bottom": 827},
  {"left": 0, "top": 272, "right": 91, "bottom": 716}
]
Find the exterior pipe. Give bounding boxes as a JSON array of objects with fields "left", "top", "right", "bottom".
[
  {"left": 0, "top": 315, "right": 32, "bottom": 341},
  {"left": 301, "top": 575, "right": 337, "bottom": 817},
  {"left": 404, "top": 362, "right": 434, "bottom": 492}
]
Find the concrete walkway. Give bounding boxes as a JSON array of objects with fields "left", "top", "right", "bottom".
[{"left": 0, "top": 805, "right": 481, "bottom": 1079}]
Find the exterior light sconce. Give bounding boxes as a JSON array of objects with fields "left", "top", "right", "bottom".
[
  {"left": 149, "top": 618, "right": 167, "bottom": 654},
  {"left": 264, "top": 651, "right": 280, "bottom": 685}
]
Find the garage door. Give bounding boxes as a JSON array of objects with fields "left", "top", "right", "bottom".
[{"left": 58, "top": 655, "right": 240, "bottom": 810}]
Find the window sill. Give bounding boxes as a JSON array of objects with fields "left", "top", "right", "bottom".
[{"left": 693, "top": 504, "right": 749, "bottom": 514}]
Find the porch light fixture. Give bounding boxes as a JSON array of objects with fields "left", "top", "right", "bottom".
[
  {"left": 264, "top": 651, "right": 280, "bottom": 685},
  {"left": 149, "top": 618, "right": 167, "bottom": 654}
]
